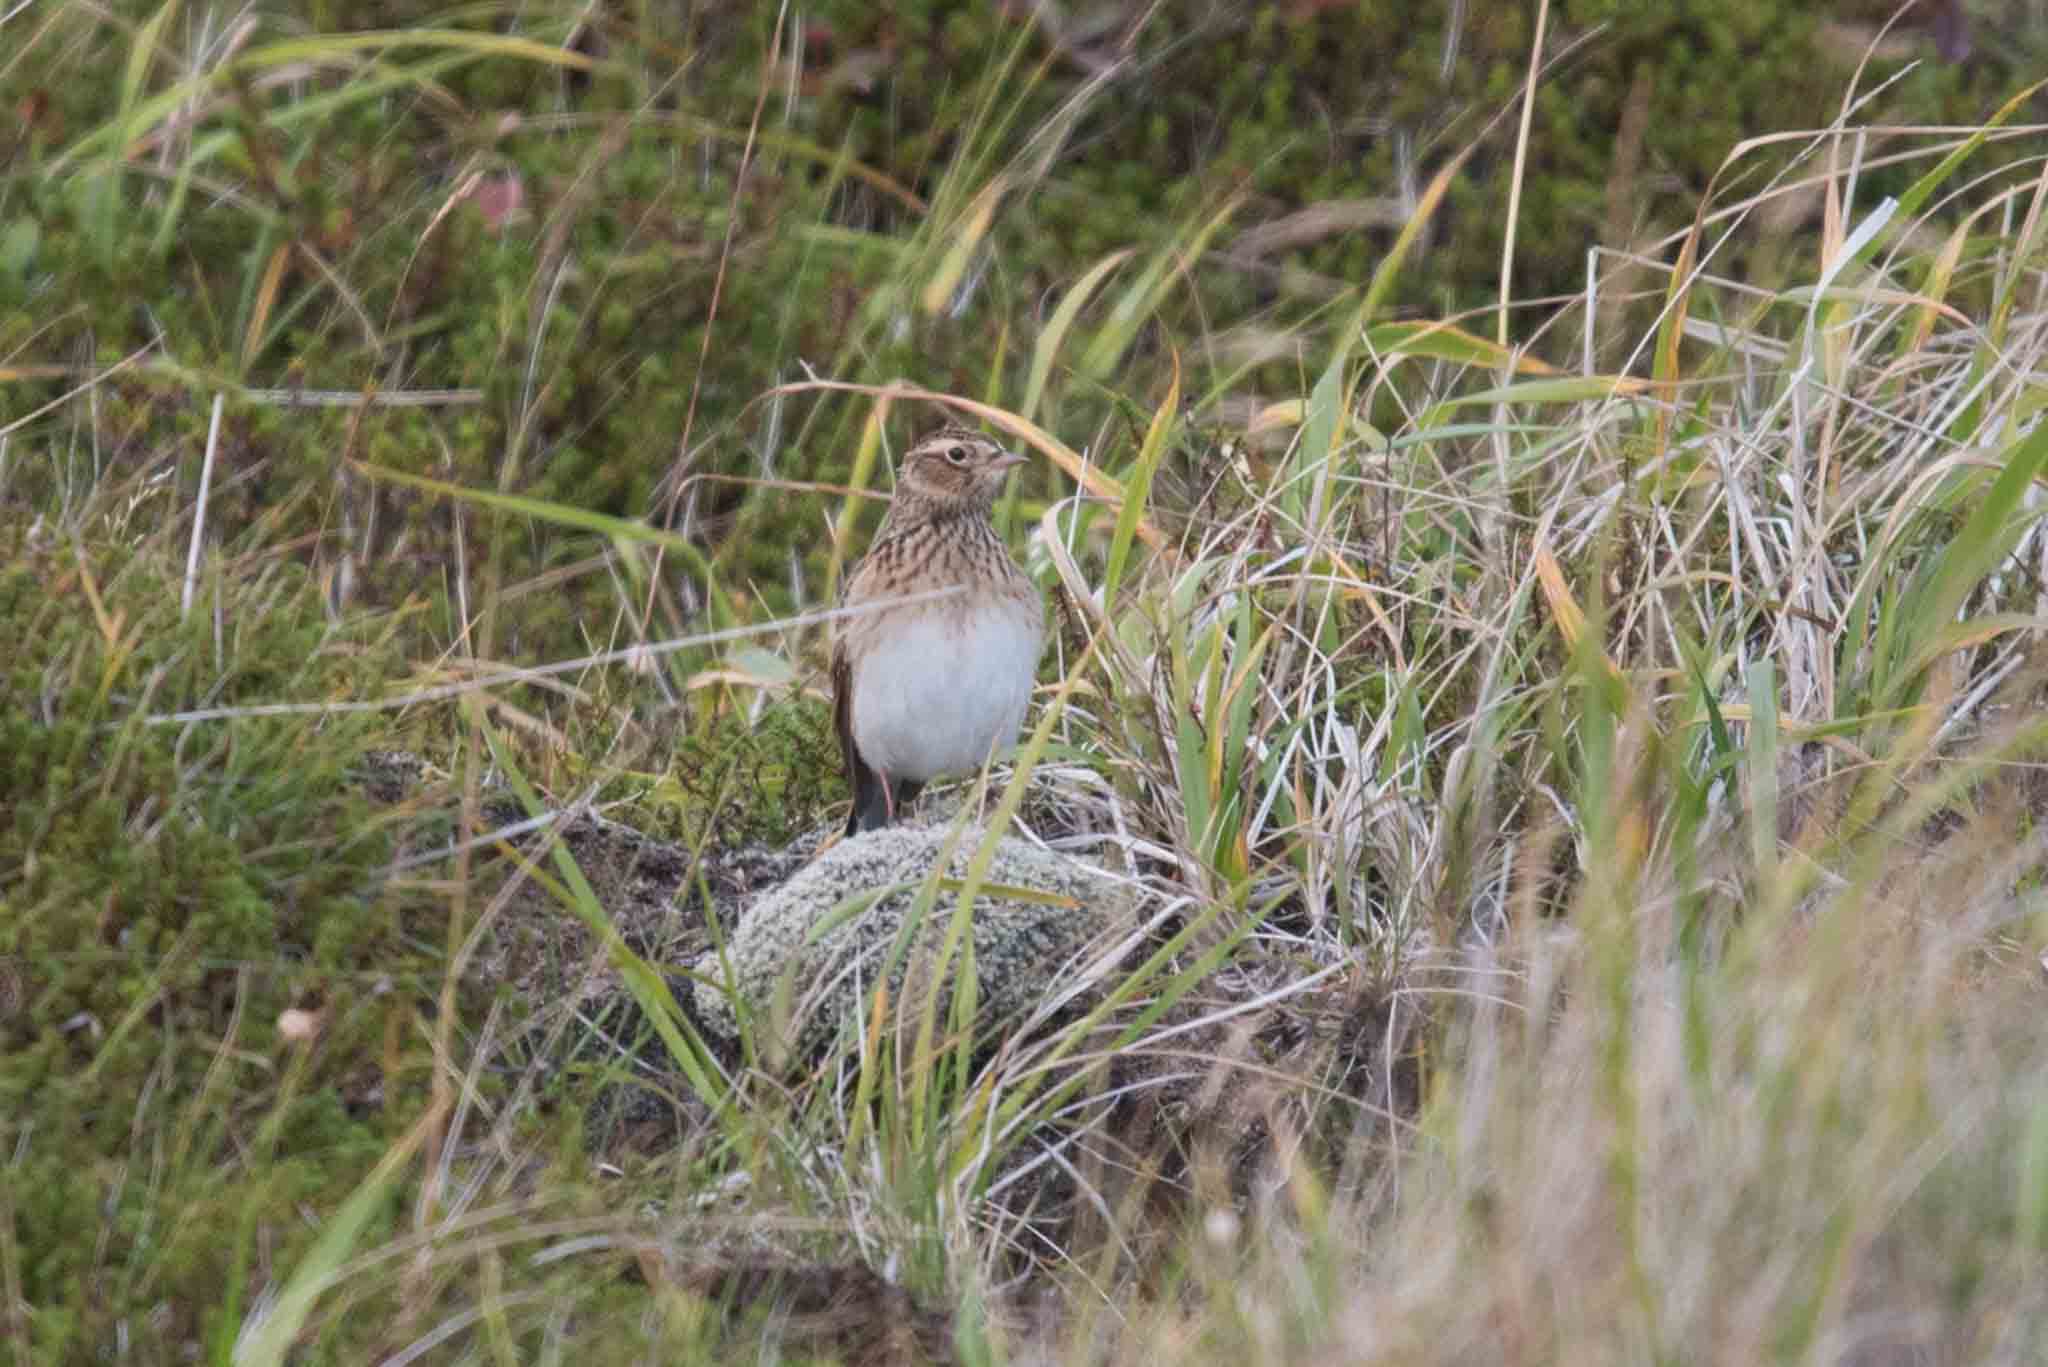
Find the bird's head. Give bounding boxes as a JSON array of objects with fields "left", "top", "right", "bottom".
[{"left": 895, "top": 424, "right": 1025, "bottom": 509}]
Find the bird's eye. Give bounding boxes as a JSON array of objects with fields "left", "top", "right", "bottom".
[{"left": 946, "top": 445, "right": 968, "bottom": 464}]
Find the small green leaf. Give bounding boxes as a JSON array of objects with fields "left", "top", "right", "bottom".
[
  {"left": 720, "top": 645, "right": 795, "bottom": 686},
  {"left": 0, "top": 218, "right": 37, "bottom": 277}
]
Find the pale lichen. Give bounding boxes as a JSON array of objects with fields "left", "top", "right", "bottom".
[{"left": 688, "top": 824, "right": 1122, "bottom": 1060}]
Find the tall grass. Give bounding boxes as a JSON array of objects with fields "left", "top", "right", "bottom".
[{"left": 5, "top": 3, "right": 2047, "bottom": 1363}]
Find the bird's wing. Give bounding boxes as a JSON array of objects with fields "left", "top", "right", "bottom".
[
  {"left": 833, "top": 629, "right": 899, "bottom": 835},
  {"left": 831, "top": 634, "right": 860, "bottom": 789}
]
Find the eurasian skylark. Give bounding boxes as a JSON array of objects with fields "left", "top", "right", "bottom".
[{"left": 833, "top": 424, "right": 1043, "bottom": 835}]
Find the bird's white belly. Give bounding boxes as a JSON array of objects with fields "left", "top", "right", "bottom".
[{"left": 851, "top": 606, "right": 1039, "bottom": 782}]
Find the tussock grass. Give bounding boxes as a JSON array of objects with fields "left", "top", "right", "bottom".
[{"left": 5, "top": 4, "right": 2048, "bottom": 1363}]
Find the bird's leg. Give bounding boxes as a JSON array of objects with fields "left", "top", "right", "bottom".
[
  {"left": 845, "top": 754, "right": 896, "bottom": 836},
  {"left": 894, "top": 778, "right": 924, "bottom": 820},
  {"left": 844, "top": 763, "right": 924, "bottom": 835}
]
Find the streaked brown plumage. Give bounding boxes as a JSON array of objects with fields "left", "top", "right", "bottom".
[{"left": 833, "top": 424, "right": 1042, "bottom": 835}]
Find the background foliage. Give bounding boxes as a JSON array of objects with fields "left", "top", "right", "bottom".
[{"left": 4, "top": 1, "right": 2026, "bottom": 631}]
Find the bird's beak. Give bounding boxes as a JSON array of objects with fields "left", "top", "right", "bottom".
[{"left": 992, "top": 450, "right": 1027, "bottom": 471}]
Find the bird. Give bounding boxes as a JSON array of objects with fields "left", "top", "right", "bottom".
[{"left": 832, "top": 423, "right": 1043, "bottom": 836}]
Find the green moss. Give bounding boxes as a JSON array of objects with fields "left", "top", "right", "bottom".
[
  {"left": 8, "top": 0, "right": 2014, "bottom": 680},
  {"left": 0, "top": 530, "right": 426, "bottom": 1350},
  {"left": 642, "top": 698, "right": 844, "bottom": 850}
]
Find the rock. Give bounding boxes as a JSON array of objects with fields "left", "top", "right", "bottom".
[{"left": 687, "top": 824, "right": 1122, "bottom": 1062}]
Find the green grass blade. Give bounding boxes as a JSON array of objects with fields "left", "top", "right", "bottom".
[
  {"left": 1021, "top": 249, "right": 1133, "bottom": 423},
  {"left": 1101, "top": 358, "right": 1177, "bottom": 609},
  {"left": 233, "top": 1112, "right": 432, "bottom": 1365}
]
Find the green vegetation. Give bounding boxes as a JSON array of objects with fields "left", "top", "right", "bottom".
[{"left": 5, "top": 2, "right": 2048, "bottom": 1362}]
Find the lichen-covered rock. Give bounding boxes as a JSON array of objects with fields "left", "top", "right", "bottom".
[{"left": 687, "top": 825, "right": 1121, "bottom": 1061}]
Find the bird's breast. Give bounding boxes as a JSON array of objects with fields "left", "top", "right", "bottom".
[{"left": 849, "top": 597, "right": 1041, "bottom": 783}]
